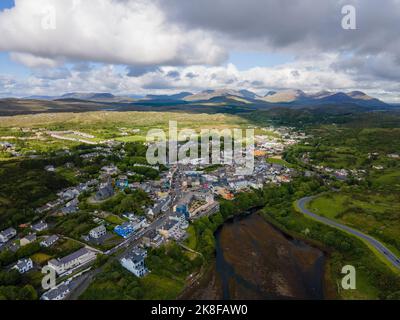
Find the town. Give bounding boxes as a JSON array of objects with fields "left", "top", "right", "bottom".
[{"left": 0, "top": 124, "right": 307, "bottom": 300}]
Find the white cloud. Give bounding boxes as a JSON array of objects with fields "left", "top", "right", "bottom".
[
  {"left": 4, "top": 55, "right": 398, "bottom": 101},
  {"left": 10, "top": 52, "right": 61, "bottom": 68},
  {"left": 0, "top": 0, "right": 226, "bottom": 67},
  {"left": 0, "top": 0, "right": 399, "bottom": 102}
]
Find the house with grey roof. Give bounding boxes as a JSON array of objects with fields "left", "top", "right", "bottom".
[
  {"left": 32, "top": 221, "right": 48, "bottom": 232},
  {"left": 120, "top": 250, "right": 148, "bottom": 278},
  {"left": 48, "top": 248, "right": 97, "bottom": 275},
  {"left": 41, "top": 283, "right": 70, "bottom": 300},
  {"left": 7, "top": 242, "right": 20, "bottom": 253},
  {"left": 95, "top": 183, "right": 114, "bottom": 201},
  {"left": 61, "top": 198, "right": 79, "bottom": 215},
  {"left": 89, "top": 225, "right": 107, "bottom": 239},
  {"left": 0, "top": 227, "right": 17, "bottom": 243},
  {"left": 40, "top": 235, "right": 59, "bottom": 248},
  {"left": 20, "top": 233, "right": 37, "bottom": 247}
]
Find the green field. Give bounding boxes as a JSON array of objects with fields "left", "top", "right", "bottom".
[
  {"left": 307, "top": 192, "right": 400, "bottom": 257},
  {"left": 266, "top": 157, "right": 295, "bottom": 168}
]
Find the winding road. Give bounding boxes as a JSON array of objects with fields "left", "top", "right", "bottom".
[{"left": 296, "top": 196, "right": 400, "bottom": 270}]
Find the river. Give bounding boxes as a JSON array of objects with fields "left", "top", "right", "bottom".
[{"left": 181, "top": 212, "right": 328, "bottom": 300}]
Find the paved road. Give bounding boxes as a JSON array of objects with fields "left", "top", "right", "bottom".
[
  {"left": 68, "top": 167, "right": 185, "bottom": 299},
  {"left": 297, "top": 196, "right": 400, "bottom": 270}
]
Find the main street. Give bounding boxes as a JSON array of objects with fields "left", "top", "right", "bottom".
[{"left": 67, "top": 168, "right": 184, "bottom": 299}]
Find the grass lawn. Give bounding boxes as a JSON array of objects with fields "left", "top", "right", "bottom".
[
  {"left": 115, "top": 135, "right": 147, "bottom": 143},
  {"left": 371, "top": 169, "right": 400, "bottom": 191},
  {"left": 54, "top": 238, "right": 84, "bottom": 257},
  {"left": 140, "top": 273, "right": 184, "bottom": 300},
  {"left": 184, "top": 225, "right": 197, "bottom": 250},
  {"left": 307, "top": 194, "right": 347, "bottom": 219},
  {"left": 55, "top": 167, "right": 80, "bottom": 185},
  {"left": 266, "top": 157, "right": 295, "bottom": 168},
  {"left": 338, "top": 267, "right": 380, "bottom": 300},
  {"left": 104, "top": 214, "right": 126, "bottom": 225},
  {"left": 31, "top": 252, "right": 53, "bottom": 265}
]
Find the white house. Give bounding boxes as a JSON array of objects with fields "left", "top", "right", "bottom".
[
  {"left": 14, "top": 258, "right": 33, "bottom": 274},
  {"left": 89, "top": 225, "right": 107, "bottom": 239},
  {"left": 120, "top": 251, "right": 148, "bottom": 278}
]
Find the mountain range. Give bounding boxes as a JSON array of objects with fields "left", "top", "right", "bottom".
[
  {"left": 21, "top": 89, "right": 390, "bottom": 108},
  {"left": 142, "top": 89, "right": 389, "bottom": 108}
]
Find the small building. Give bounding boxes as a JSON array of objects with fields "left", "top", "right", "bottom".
[
  {"left": 120, "top": 251, "right": 148, "bottom": 278},
  {"left": 14, "top": 258, "right": 33, "bottom": 274},
  {"left": 0, "top": 227, "right": 17, "bottom": 243},
  {"left": 20, "top": 233, "right": 37, "bottom": 247},
  {"left": 32, "top": 221, "right": 48, "bottom": 232},
  {"left": 40, "top": 235, "right": 59, "bottom": 248},
  {"left": 116, "top": 175, "right": 129, "bottom": 189},
  {"left": 48, "top": 248, "right": 97, "bottom": 275},
  {"left": 89, "top": 225, "right": 107, "bottom": 239}
]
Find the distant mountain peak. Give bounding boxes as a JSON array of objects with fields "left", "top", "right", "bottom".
[
  {"left": 260, "top": 89, "right": 306, "bottom": 103},
  {"left": 144, "top": 92, "right": 193, "bottom": 100},
  {"left": 347, "top": 91, "right": 374, "bottom": 100},
  {"left": 60, "top": 92, "right": 115, "bottom": 100},
  {"left": 264, "top": 91, "right": 277, "bottom": 97},
  {"left": 183, "top": 88, "right": 258, "bottom": 102}
]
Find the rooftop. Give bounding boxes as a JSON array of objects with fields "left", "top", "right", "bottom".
[{"left": 50, "top": 248, "right": 92, "bottom": 266}]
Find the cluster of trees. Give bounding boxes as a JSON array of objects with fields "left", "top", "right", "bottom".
[
  {"left": 52, "top": 212, "right": 96, "bottom": 239},
  {"left": 0, "top": 242, "right": 41, "bottom": 267},
  {"left": 80, "top": 260, "right": 143, "bottom": 300},
  {"left": 0, "top": 160, "right": 72, "bottom": 229},
  {"left": 82, "top": 189, "right": 152, "bottom": 216},
  {"left": 0, "top": 284, "right": 37, "bottom": 300},
  {"left": 0, "top": 267, "right": 37, "bottom": 300}
]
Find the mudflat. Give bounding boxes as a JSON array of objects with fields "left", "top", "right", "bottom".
[{"left": 183, "top": 213, "right": 327, "bottom": 300}]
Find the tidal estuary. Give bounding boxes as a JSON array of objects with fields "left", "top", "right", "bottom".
[{"left": 182, "top": 212, "right": 327, "bottom": 300}]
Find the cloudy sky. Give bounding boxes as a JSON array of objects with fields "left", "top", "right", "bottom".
[{"left": 0, "top": 0, "right": 399, "bottom": 102}]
